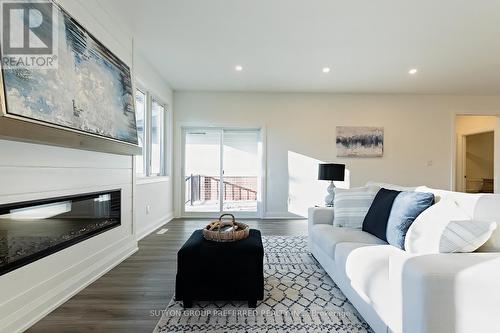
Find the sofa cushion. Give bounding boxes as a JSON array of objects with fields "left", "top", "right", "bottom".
[
  {"left": 310, "top": 225, "right": 386, "bottom": 259},
  {"left": 386, "top": 191, "right": 435, "bottom": 249},
  {"left": 333, "top": 186, "right": 380, "bottom": 229},
  {"left": 333, "top": 242, "right": 379, "bottom": 292},
  {"left": 335, "top": 243, "right": 405, "bottom": 328},
  {"left": 363, "top": 188, "right": 401, "bottom": 241}
]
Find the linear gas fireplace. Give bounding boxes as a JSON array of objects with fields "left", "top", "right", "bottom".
[{"left": 0, "top": 190, "right": 121, "bottom": 276}]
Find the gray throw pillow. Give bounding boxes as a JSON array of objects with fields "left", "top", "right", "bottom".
[
  {"left": 386, "top": 191, "right": 435, "bottom": 249},
  {"left": 333, "top": 186, "right": 380, "bottom": 229}
]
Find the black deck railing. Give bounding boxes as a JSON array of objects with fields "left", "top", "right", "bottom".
[{"left": 185, "top": 175, "right": 257, "bottom": 205}]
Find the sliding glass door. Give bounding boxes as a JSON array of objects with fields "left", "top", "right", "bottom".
[
  {"left": 183, "top": 128, "right": 261, "bottom": 217},
  {"left": 222, "top": 130, "right": 259, "bottom": 212},
  {"left": 184, "top": 130, "right": 221, "bottom": 213}
]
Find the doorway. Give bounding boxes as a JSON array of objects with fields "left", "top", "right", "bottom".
[
  {"left": 455, "top": 115, "right": 497, "bottom": 193},
  {"left": 463, "top": 131, "right": 494, "bottom": 193},
  {"left": 182, "top": 128, "right": 262, "bottom": 217}
]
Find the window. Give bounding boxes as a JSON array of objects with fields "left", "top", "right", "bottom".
[
  {"left": 135, "top": 90, "right": 146, "bottom": 176},
  {"left": 134, "top": 88, "right": 168, "bottom": 177},
  {"left": 151, "top": 99, "right": 165, "bottom": 175}
]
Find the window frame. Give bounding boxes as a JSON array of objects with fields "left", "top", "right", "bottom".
[
  {"left": 134, "top": 86, "right": 168, "bottom": 179},
  {"left": 134, "top": 88, "right": 148, "bottom": 177},
  {"left": 149, "top": 96, "right": 167, "bottom": 177}
]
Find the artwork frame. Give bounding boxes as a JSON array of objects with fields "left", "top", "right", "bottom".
[
  {"left": 0, "top": 0, "right": 141, "bottom": 155},
  {"left": 336, "top": 126, "right": 384, "bottom": 158}
]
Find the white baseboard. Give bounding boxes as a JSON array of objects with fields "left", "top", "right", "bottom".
[
  {"left": 136, "top": 212, "right": 174, "bottom": 241},
  {"left": 1, "top": 237, "right": 138, "bottom": 333}
]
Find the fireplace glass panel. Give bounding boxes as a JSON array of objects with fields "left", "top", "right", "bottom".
[{"left": 0, "top": 190, "right": 121, "bottom": 276}]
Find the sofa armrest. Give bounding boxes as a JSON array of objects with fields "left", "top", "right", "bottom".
[
  {"left": 396, "top": 252, "right": 500, "bottom": 333},
  {"left": 308, "top": 207, "right": 335, "bottom": 227}
]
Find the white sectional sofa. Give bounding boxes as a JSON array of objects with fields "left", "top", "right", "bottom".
[{"left": 308, "top": 184, "right": 500, "bottom": 333}]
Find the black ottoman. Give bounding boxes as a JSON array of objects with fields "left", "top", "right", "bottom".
[{"left": 175, "top": 229, "right": 264, "bottom": 308}]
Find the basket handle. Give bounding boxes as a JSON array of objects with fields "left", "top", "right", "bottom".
[
  {"left": 218, "top": 214, "right": 235, "bottom": 224},
  {"left": 217, "top": 214, "right": 236, "bottom": 240}
]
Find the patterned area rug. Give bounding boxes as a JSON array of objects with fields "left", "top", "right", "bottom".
[{"left": 153, "top": 236, "right": 373, "bottom": 333}]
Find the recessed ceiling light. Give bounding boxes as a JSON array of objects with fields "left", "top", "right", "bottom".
[
  {"left": 408, "top": 68, "right": 418, "bottom": 75},
  {"left": 235, "top": 65, "right": 243, "bottom": 71},
  {"left": 322, "top": 67, "right": 331, "bottom": 73}
]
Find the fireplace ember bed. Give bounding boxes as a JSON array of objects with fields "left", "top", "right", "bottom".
[{"left": 0, "top": 190, "right": 121, "bottom": 276}]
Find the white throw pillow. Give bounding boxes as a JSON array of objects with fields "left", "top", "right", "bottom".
[
  {"left": 405, "top": 198, "right": 497, "bottom": 254},
  {"left": 333, "top": 186, "right": 380, "bottom": 229}
]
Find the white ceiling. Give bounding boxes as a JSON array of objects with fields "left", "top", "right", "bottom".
[{"left": 101, "top": 0, "right": 500, "bottom": 94}]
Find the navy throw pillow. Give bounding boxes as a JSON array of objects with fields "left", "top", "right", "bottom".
[
  {"left": 386, "top": 191, "right": 435, "bottom": 249},
  {"left": 362, "top": 188, "right": 401, "bottom": 241}
]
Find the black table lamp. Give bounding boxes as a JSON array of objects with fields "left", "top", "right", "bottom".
[{"left": 318, "top": 163, "right": 346, "bottom": 206}]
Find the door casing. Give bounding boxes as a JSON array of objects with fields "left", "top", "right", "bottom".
[{"left": 180, "top": 126, "right": 264, "bottom": 218}]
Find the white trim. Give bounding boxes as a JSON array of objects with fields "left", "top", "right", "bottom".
[
  {"left": 165, "top": 104, "right": 173, "bottom": 177},
  {"left": 461, "top": 135, "right": 467, "bottom": 192},
  {"left": 134, "top": 77, "right": 168, "bottom": 108},
  {"left": 132, "top": 154, "right": 137, "bottom": 239},
  {"left": 496, "top": 117, "right": 500, "bottom": 194},
  {"left": 133, "top": 87, "right": 148, "bottom": 177},
  {"left": 0, "top": 237, "right": 138, "bottom": 333},
  {"left": 452, "top": 113, "right": 500, "bottom": 192},
  {"left": 461, "top": 130, "right": 495, "bottom": 193},
  {"left": 219, "top": 129, "right": 225, "bottom": 213},
  {"left": 134, "top": 85, "right": 170, "bottom": 178},
  {"left": 150, "top": 97, "right": 167, "bottom": 177},
  {"left": 450, "top": 112, "right": 457, "bottom": 191},
  {"left": 136, "top": 176, "right": 170, "bottom": 185},
  {"left": 136, "top": 212, "right": 174, "bottom": 241},
  {"left": 131, "top": 45, "right": 138, "bottom": 240},
  {"left": 175, "top": 124, "right": 184, "bottom": 217},
  {"left": 179, "top": 124, "right": 265, "bottom": 219},
  {"left": 258, "top": 125, "right": 267, "bottom": 219}
]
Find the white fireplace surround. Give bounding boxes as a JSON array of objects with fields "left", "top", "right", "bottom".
[{"left": 0, "top": 1, "right": 173, "bottom": 332}]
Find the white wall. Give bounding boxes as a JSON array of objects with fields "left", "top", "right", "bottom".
[
  {"left": 0, "top": 141, "right": 136, "bottom": 332},
  {"left": 0, "top": 0, "right": 172, "bottom": 331},
  {"left": 134, "top": 54, "right": 174, "bottom": 240},
  {"left": 174, "top": 92, "right": 500, "bottom": 218}
]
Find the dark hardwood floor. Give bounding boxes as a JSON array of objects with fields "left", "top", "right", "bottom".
[{"left": 28, "top": 218, "right": 307, "bottom": 333}]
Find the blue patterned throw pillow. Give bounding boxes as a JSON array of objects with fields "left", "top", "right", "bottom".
[{"left": 386, "top": 191, "right": 435, "bottom": 249}]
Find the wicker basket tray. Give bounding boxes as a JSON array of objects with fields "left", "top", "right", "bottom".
[{"left": 203, "top": 214, "right": 249, "bottom": 242}]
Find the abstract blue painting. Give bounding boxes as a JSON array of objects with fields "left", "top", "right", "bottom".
[{"left": 1, "top": 2, "right": 138, "bottom": 144}]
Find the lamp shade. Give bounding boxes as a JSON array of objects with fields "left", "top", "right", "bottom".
[{"left": 318, "top": 163, "right": 345, "bottom": 181}]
